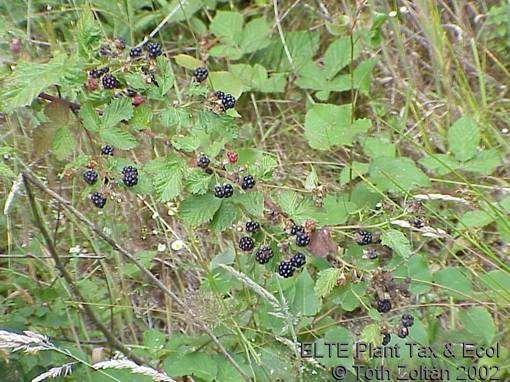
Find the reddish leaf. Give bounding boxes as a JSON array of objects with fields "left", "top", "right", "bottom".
[{"left": 309, "top": 228, "right": 337, "bottom": 257}]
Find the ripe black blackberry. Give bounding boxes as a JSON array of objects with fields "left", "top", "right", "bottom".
[
  {"left": 355, "top": 230, "right": 373, "bottom": 245},
  {"left": 290, "top": 252, "right": 306, "bottom": 268},
  {"left": 130, "top": 46, "right": 142, "bottom": 58},
  {"left": 401, "top": 313, "right": 414, "bottom": 328},
  {"left": 241, "top": 175, "right": 255, "bottom": 190},
  {"left": 376, "top": 298, "right": 392, "bottom": 313},
  {"left": 397, "top": 326, "right": 409, "bottom": 338},
  {"left": 101, "top": 145, "right": 114, "bottom": 156},
  {"left": 197, "top": 155, "right": 210, "bottom": 169},
  {"left": 214, "top": 185, "right": 225, "bottom": 198},
  {"left": 221, "top": 94, "right": 236, "bottom": 110},
  {"left": 146, "top": 41, "right": 162, "bottom": 58},
  {"left": 295, "top": 232, "right": 311, "bottom": 247},
  {"left": 102, "top": 74, "right": 119, "bottom": 89},
  {"left": 239, "top": 236, "right": 255, "bottom": 252},
  {"left": 412, "top": 217, "right": 425, "bottom": 228},
  {"left": 90, "top": 192, "right": 107, "bottom": 208},
  {"left": 255, "top": 245, "right": 273, "bottom": 264},
  {"left": 83, "top": 169, "right": 98, "bottom": 185},
  {"left": 122, "top": 166, "right": 138, "bottom": 187},
  {"left": 290, "top": 224, "right": 304, "bottom": 236},
  {"left": 278, "top": 261, "right": 295, "bottom": 278},
  {"left": 89, "top": 67, "right": 108, "bottom": 78},
  {"left": 223, "top": 183, "right": 234, "bottom": 198},
  {"left": 382, "top": 332, "right": 391, "bottom": 346},
  {"left": 245, "top": 221, "right": 260, "bottom": 233},
  {"left": 193, "top": 67, "right": 208, "bottom": 82},
  {"left": 214, "top": 91, "right": 225, "bottom": 99}
]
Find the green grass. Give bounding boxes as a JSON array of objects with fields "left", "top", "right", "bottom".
[{"left": 0, "top": 0, "right": 509, "bottom": 381}]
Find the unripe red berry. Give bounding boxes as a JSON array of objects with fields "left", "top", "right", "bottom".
[
  {"left": 227, "top": 151, "right": 238, "bottom": 164},
  {"left": 132, "top": 95, "right": 145, "bottom": 106}
]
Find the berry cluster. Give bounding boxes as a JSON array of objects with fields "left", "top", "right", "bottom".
[
  {"left": 101, "top": 145, "right": 114, "bottom": 156},
  {"left": 355, "top": 230, "right": 373, "bottom": 245},
  {"left": 214, "top": 183, "right": 234, "bottom": 198},
  {"left": 83, "top": 169, "right": 98, "bottom": 185},
  {"left": 239, "top": 236, "right": 255, "bottom": 252},
  {"left": 277, "top": 252, "right": 307, "bottom": 278},
  {"left": 122, "top": 166, "right": 139, "bottom": 187},
  {"left": 255, "top": 245, "right": 273, "bottom": 264},
  {"left": 241, "top": 174, "right": 255, "bottom": 190},
  {"left": 102, "top": 74, "right": 119, "bottom": 89},
  {"left": 245, "top": 221, "right": 260, "bottom": 233},
  {"left": 376, "top": 298, "right": 392, "bottom": 313},
  {"left": 146, "top": 41, "right": 162, "bottom": 58},
  {"left": 193, "top": 67, "right": 208, "bottom": 82},
  {"left": 214, "top": 91, "right": 236, "bottom": 111},
  {"left": 401, "top": 313, "right": 414, "bottom": 328},
  {"left": 197, "top": 155, "right": 210, "bottom": 169},
  {"left": 295, "top": 232, "right": 311, "bottom": 247},
  {"left": 90, "top": 192, "right": 107, "bottom": 209},
  {"left": 89, "top": 67, "right": 109, "bottom": 79}
]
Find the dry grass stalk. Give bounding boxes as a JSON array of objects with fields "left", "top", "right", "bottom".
[
  {"left": 31, "top": 362, "right": 76, "bottom": 382},
  {"left": 0, "top": 330, "right": 55, "bottom": 354},
  {"left": 92, "top": 358, "right": 175, "bottom": 382}
]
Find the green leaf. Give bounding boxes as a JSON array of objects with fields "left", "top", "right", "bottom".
[
  {"left": 360, "top": 324, "right": 380, "bottom": 346},
  {"left": 52, "top": 127, "right": 76, "bottom": 160},
  {"left": 339, "top": 162, "right": 369, "bottom": 185},
  {"left": 164, "top": 352, "right": 218, "bottom": 381},
  {"left": 433, "top": 267, "right": 473, "bottom": 300},
  {"left": 80, "top": 103, "right": 100, "bottom": 132},
  {"left": 275, "top": 191, "right": 315, "bottom": 223},
  {"left": 180, "top": 194, "right": 222, "bottom": 227},
  {"left": 462, "top": 148, "right": 501, "bottom": 174},
  {"left": 130, "top": 105, "right": 152, "bottom": 130},
  {"left": 419, "top": 153, "right": 461, "bottom": 176},
  {"left": 381, "top": 229, "right": 412, "bottom": 258},
  {"left": 363, "top": 136, "right": 396, "bottom": 158},
  {"left": 311, "top": 194, "right": 356, "bottom": 225},
  {"left": 160, "top": 108, "right": 192, "bottom": 128},
  {"left": 76, "top": 7, "right": 102, "bottom": 59},
  {"left": 2, "top": 54, "right": 70, "bottom": 112},
  {"left": 102, "top": 97, "right": 134, "bottom": 129},
  {"left": 315, "top": 268, "right": 342, "bottom": 299},
  {"left": 334, "top": 283, "right": 366, "bottom": 311},
  {"left": 448, "top": 116, "right": 480, "bottom": 162},
  {"left": 149, "top": 56, "right": 175, "bottom": 98},
  {"left": 186, "top": 169, "right": 212, "bottom": 195},
  {"left": 240, "top": 18, "right": 271, "bottom": 53},
  {"left": 304, "top": 103, "right": 370, "bottom": 150},
  {"left": 457, "top": 210, "right": 495, "bottom": 229},
  {"left": 323, "top": 37, "right": 360, "bottom": 79},
  {"left": 152, "top": 159, "right": 186, "bottom": 202},
  {"left": 174, "top": 54, "right": 203, "bottom": 70},
  {"left": 99, "top": 127, "right": 138, "bottom": 150},
  {"left": 143, "top": 329, "right": 166, "bottom": 350},
  {"left": 211, "top": 201, "right": 240, "bottom": 231},
  {"left": 369, "top": 157, "right": 431, "bottom": 194},
  {"left": 407, "top": 254, "right": 432, "bottom": 294},
  {"left": 459, "top": 307, "right": 496, "bottom": 345},
  {"left": 291, "top": 269, "right": 321, "bottom": 316},
  {"left": 208, "top": 71, "right": 246, "bottom": 98},
  {"left": 232, "top": 192, "right": 264, "bottom": 217},
  {"left": 210, "top": 11, "right": 244, "bottom": 44}
]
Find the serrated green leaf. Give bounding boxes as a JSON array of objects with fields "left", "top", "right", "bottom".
[
  {"left": 434, "top": 267, "right": 473, "bottom": 300},
  {"left": 76, "top": 6, "right": 101, "bottom": 59},
  {"left": 462, "top": 148, "right": 501, "bottom": 174},
  {"left": 174, "top": 54, "right": 203, "bottom": 70},
  {"left": 150, "top": 156, "right": 186, "bottom": 202},
  {"left": 369, "top": 157, "right": 430, "bottom": 194},
  {"left": 211, "top": 201, "right": 240, "bottom": 231},
  {"left": 363, "top": 136, "right": 396, "bottom": 158},
  {"left": 210, "top": 11, "right": 243, "bottom": 44},
  {"left": 315, "top": 268, "right": 342, "bottom": 298},
  {"left": 130, "top": 105, "right": 152, "bottom": 130},
  {"left": 180, "top": 194, "right": 222, "bottom": 227},
  {"left": 102, "top": 97, "right": 134, "bottom": 129},
  {"left": 407, "top": 254, "right": 432, "bottom": 294},
  {"left": 2, "top": 54, "right": 69, "bottom": 112},
  {"left": 208, "top": 71, "right": 246, "bottom": 98},
  {"left": 381, "top": 229, "right": 412, "bottom": 258},
  {"left": 323, "top": 37, "right": 360, "bottom": 79},
  {"left": 52, "top": 127, "right": 75, "bottom": 160},
  {"left": 304, "top": 104, "right": 370, "bottom": 150},
  {"left": 457, "top": 210, "right": 495, "bottom": 229},
  {"left": 80, "top": 103, "right": 100, "bottom": 132},
  {"left": 311, "top": 194, "right": 356, "bottom": 225},
  {"left": 186, "top": 169, "right": 212, "bottom": 195},
  {"left": 233, "top": 192, "right": 264, "bottom": 217},
  {"left": 99, "top": 127, "right": 138, "bottom": 150},
  {"left": 360, "top": 324, "right": 380, "bottom": 346},
  {"left": 160, "top": 108, "right": 192, "bottom": 128},
  {"left": 240, "top": 18, "right": 271, "bottom": 53},
  {"left": 275, "top": 190, "right": 315, "bottom": 223},
  {"left": 291, "top": 269, "right": 321, "bottom": 316},
  {"left": 448, "top": 116, "right": 480, "bottom": 162},
  {"left": 459, "top": 307, "right": 496, "bottom": 345},
  {"left": 419, "top": 153, "right": 461, "bottom": 175}
]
